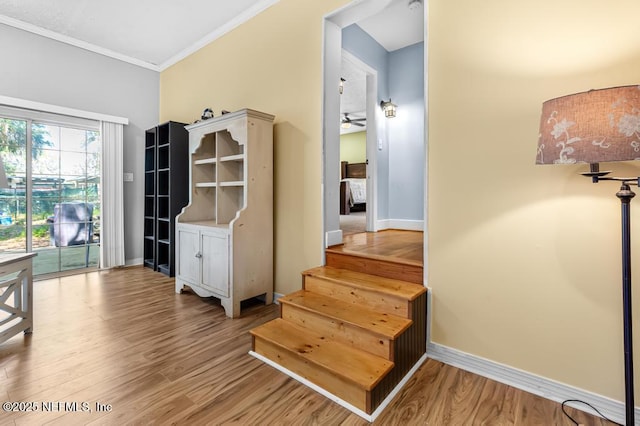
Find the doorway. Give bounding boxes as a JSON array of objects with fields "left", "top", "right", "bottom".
[
  {"left": 339, "top": 50, "right": 378, "bottom": 236},
  {"left": 323, "top": 0, "right": 426, "bottom": 249}
]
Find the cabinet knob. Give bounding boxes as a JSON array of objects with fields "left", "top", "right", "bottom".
[{"left": 195, "top": 252, "right": 202, "bottom": 259}]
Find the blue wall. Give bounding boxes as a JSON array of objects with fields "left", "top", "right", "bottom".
[{"left": 388, "top": 42, "right": 424, "bottom": 220}]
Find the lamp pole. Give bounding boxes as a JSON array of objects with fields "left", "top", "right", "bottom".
[{"left": 617, "top": 182, "right": 635, "bottom": 426}]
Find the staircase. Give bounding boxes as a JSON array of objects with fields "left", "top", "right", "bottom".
[{"left": 250, "top": 242, "right": 427, "bottom": 416}]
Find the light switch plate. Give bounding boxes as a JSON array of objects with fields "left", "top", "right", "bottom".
[{"left": 123, "top": 172, "right": 133, "bottom": 182}]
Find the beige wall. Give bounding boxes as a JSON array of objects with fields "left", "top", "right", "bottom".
[
  {"left": 429, "top": 0, "right": 640, "bottom": 401},
  {"left": 340, "top": 131, "right": 366, "bottom": 163},
  {"left": 160, "top": 0, "right": 349, "bottom": 296}
]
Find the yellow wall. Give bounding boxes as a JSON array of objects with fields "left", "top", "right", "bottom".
[
  {"left": 159, "top": 0, "right": 640, "bottom": 405},
  {"left": 429, "top": 0, "right": 640, "bottom": 402},
  {"left": 340, "top": 131, "right": 366, "bottom": 163},
  {"left": 160, "top": 0, "right": 349, "bottom": 296}
]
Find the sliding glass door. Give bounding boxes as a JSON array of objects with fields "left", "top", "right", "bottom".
[{"left": 0, "top": 117, "right": 101, "bottom": 276}]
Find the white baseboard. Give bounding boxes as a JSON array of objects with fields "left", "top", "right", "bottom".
[
  {"left": 377, "top": 219, "right": 424, "bottom": 231},
  {"left": 249, "top": 350, "right": 427, "bottom": 422},
  {"left": 325, "top": 229, "right": 343, "bottom": 247},
  {"left": 126, "top": 257, "right": 143, "bottom": 267},
  {"left": 273, "top": 292, "right": 284, "bottom": 304},
  {"left": 427, "top": 342, "right": 633, "bottom": 424}
]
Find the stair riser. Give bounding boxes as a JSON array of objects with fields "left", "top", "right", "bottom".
[
  {"left": 280, "top": 303, "right": 394, "bottom": 361},
  {"left": 304, "top": 275, "right": 410, "bottom": 318},
  {"left": 253, "top": 336, "right": 371, "bottom": 413},
  {"left": 325, "top": 252, "right": 423, "bottom": 285}
]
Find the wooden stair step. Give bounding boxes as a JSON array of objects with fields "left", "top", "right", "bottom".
[
  {"left": 251, "top": 318, "right": 394, "bottom": 412},
  {"left": 304, "top": 266, "right": 425, "bottom": 300},
  {"left": 303, "top": 266, "right": 426, "bottom": 318},
  {"left": 279, "top": 290, "right": 412, "bottom": 360},
  {"left": 325, "top": 248, "right": 423, "bottom": 284}
]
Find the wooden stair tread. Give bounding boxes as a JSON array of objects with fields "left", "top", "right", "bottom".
[
  {"left": 279, "top": 290, "right": 412, "bottom": 339},
  {"left": 250, "top": 318, "right": 394, "bottom": 390},
  {"left": 325, "top": 245, "right": 423, "bottom": 268},
  {"left": 303, "top": 266, "right": 426, "bottom": 301}
]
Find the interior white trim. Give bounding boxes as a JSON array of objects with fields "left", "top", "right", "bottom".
[
  {"left": 0, "top": 14, "right": 160, "bottom": 71},
  {"left": 249, "top": 350, "right": 428, "bottom": 422},
  {"left": 325, "top": 229, "right": 343, "bottom": 248},
  {"left": 376, "top": 219, "right": 423, "bottom": 231},
  {"left": 0, "top": 0, "right": 279, "bottom": 72},
  {"left": 157, "top": 0, "right": 280, "bottom": 71},
  {"left": 125, "top": 258, "right": 143, "bottom": 267},
  {"left": 341, "top": 50, "right": 379, "bottom": 234},
  {"left": 0, "top": 95, "right": 128, "bottom": 125},
  {"left": 427, "top": 342, "right": 632, "bottom": 424}
]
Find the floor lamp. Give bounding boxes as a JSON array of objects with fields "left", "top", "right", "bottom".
[{"left": 537, "top": 85, "right": 640, "bottom": 426}]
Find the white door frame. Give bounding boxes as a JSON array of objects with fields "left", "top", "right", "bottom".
[
  {"left": 341, "top": 50, "right": 379, "bottom": 232},
  {"left": 322, "top": 0, "right": 394, "bottom": 250}
]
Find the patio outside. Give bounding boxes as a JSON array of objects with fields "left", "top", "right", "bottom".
[{"left": 0, "top": 184, "right": 100, "bottom": 276}]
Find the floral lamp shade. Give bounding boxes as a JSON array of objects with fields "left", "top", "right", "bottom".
[{"left": 537, "top": 85, "right": 640, "bottom": 165}]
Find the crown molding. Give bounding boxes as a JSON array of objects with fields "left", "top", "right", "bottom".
[
  {"left": 0, "top": 0, "right": 281, "bottom": 73},
  {"left": 0, "top": 14, "right": 160, "bottom": 71},
  {"left": 157, "top": 0, "right": 280, "bottom": 71}
]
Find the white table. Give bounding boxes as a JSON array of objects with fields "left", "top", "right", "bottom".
[{"left": 0, "top": 252, "right": 36, "bottom": 344}]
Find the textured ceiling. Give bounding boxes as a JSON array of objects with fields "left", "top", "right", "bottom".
[{"left": 0, "top": 0, "right": 277, "bottom": 70}]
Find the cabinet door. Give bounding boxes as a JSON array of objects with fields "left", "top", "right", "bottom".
[
  {"left": 200, "top": 231, "right": 229, "bottom": 297},
  {"left": 177, "top": 226, "right": 199, "bottom": 285}
]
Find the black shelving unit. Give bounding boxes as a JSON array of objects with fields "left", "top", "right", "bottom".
[{"left": 143, "top": 121, "right": 189, "bottom": 276}]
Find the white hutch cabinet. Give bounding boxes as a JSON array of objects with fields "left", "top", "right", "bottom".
[{"left": 175, "top": 109, "right": 274, "bottom": 318}]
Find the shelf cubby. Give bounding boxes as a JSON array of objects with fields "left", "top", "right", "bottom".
[
  {"left": 145, "top": 172, "right": 155, "bottom": 196},
  {"left": 144, "top": 196, "right": 154, "bottom": 217},
  {"left": 157, "top": 196, "right": 169, "bottom": 219},
  {"left": 158, "top": 145, "right": 169, "bottom": 170},
  {"left": 145, "top": 147, "right": 155, "bottom": 172},
  {"left": 145, "top": 130, "right": 155, "bottom": 148},
  {"left": 144, "top": 218, "right": 154, "bottom": 237},
  {"left": 218, "top": 157, "right": 244, "bottom": 183},
  {"left": 217, "top": 130, "right": 244, "bottom": 157},
  {"left": 157, "top": 170, "right": 169, "bottom": 196}
]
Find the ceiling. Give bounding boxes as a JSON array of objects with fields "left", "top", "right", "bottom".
[
  {"left": 340, "top": 0, "right": 424, "bottom": 134},
  {"left": 0, "top": 0, "right": 279, "bottom": 71},
  {"left": 0, "top": 0, "right": 423, "bottom": 73}
]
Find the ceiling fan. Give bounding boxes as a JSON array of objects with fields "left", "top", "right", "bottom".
[{"left": 341, "top": 113, "right": 366, "bottom": 128}]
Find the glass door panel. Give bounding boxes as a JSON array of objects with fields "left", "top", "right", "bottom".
[
  {"left": 0, "top": 118, "right": 27, "bottom": 255},
  {"left": 31, "top": 123, "right": 100, "bottom": 275}
]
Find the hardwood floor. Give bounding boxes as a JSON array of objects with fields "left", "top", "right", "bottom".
[
  {"left": 0, "top": 266, "right": 608, "bottom": 425},
  {"left": 340, "top": 212, "right": 366, "bottom": 236},
  {"left": 330, "top": 230, "right": 423, "bottom": 267}
]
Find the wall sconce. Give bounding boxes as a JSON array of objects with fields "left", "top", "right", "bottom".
[
  {"left": 339, "top": 78, "right": 346, "bottom": 95},
  {"left": 537, "top": 85, "right": 640, "bottom": 426},
  {"left": 380, "top": 99, "right": 397, "bottom": 118}
]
